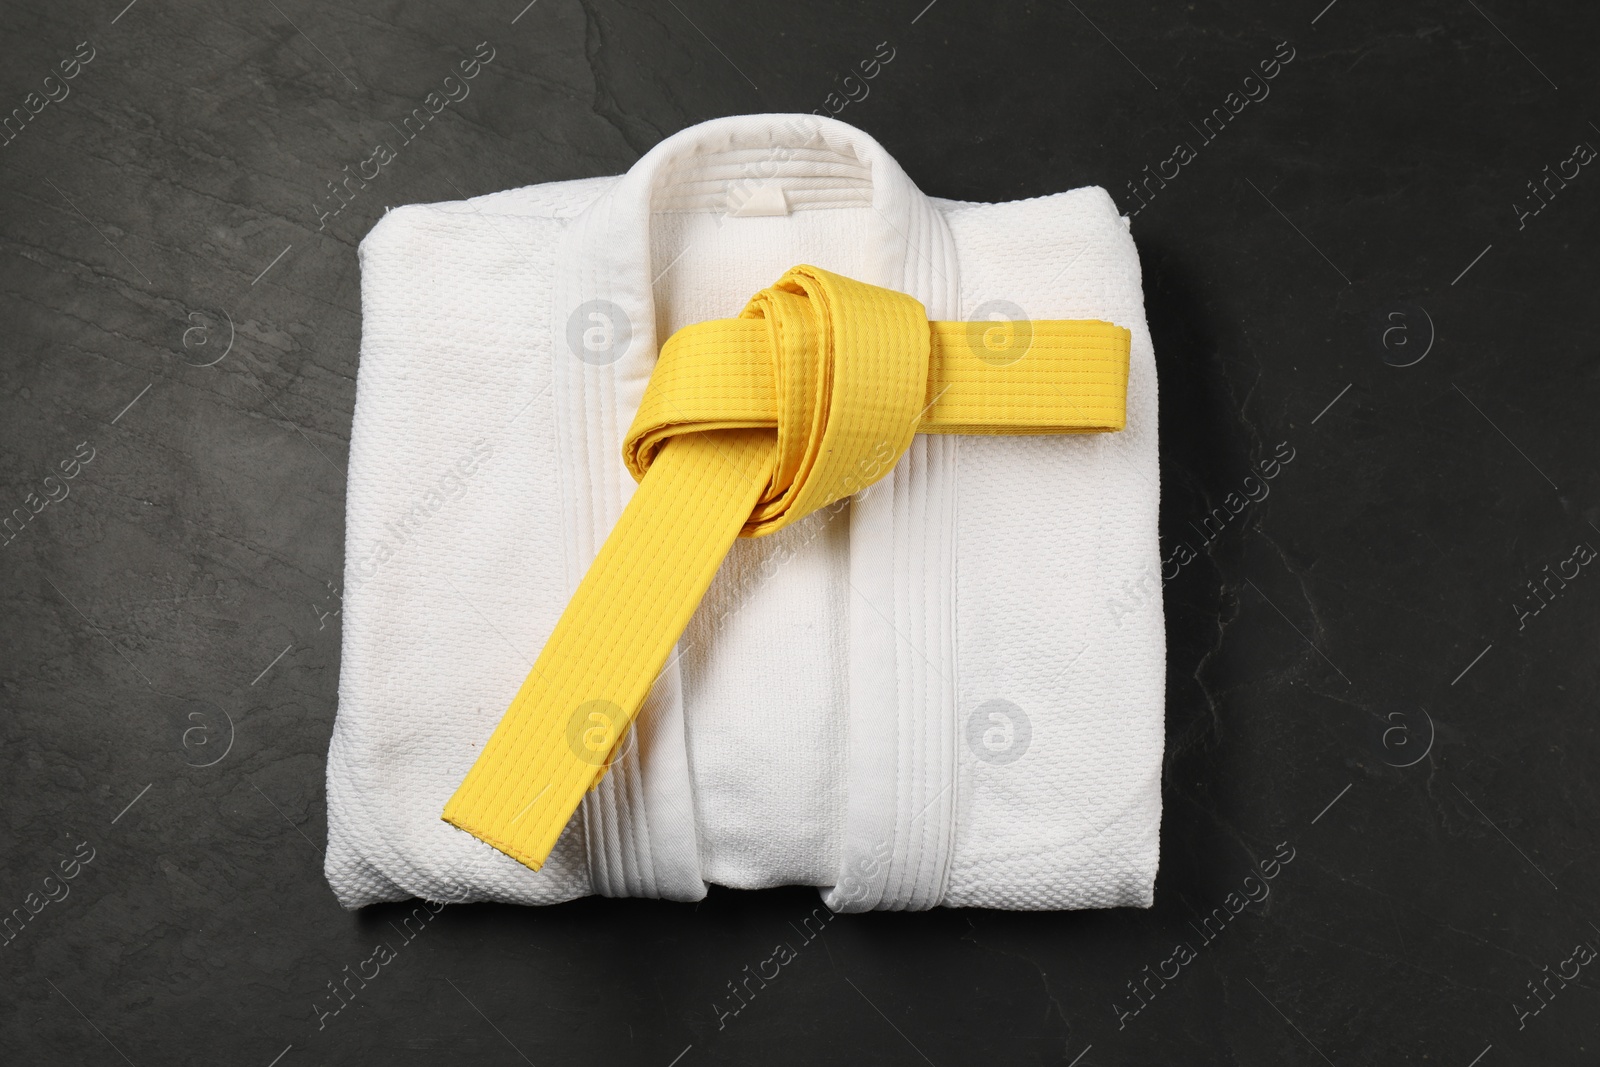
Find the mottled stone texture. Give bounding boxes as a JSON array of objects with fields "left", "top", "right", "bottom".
[{"left": 2, "top": 0, "right": 1597, "bottom": 1064}]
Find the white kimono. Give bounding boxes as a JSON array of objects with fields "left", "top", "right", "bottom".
[{"left": 325, "top": 113, "right": 1165, "bottom": 912}]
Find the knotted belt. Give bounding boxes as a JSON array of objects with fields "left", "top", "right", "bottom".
[{"left": 442, "top": 265, "right": 1131, "bottom": 870}]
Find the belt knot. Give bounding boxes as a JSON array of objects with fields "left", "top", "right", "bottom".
[{"left": 625, "top": 265, "right": 930, "bottom": 537}]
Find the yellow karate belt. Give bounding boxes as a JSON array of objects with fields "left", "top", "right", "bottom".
[{"left": 443, "top": 265, "right": 1131, "bottom": 870}]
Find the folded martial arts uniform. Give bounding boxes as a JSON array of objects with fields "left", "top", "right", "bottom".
[{"left": 325, "top": 113, "right": 1164, "bottom": 912}]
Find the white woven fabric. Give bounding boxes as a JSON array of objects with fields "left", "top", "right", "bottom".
[{"left": 325, "top": 114, "right": 1164, "bottom": 912}]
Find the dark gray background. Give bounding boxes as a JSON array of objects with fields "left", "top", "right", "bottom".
[{"left": 3, "top": 0, "right": 1597, "bottom": 1063}]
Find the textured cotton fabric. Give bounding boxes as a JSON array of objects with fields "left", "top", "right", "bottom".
[{"left": 325, "top": 113, "right": 1165, "bottom": 912}]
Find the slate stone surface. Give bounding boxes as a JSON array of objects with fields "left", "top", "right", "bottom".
[{"left": 2, "top": 1, "right": 1597, "bottom": 1064}]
